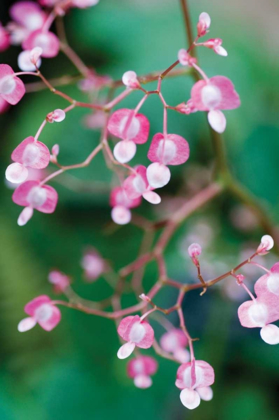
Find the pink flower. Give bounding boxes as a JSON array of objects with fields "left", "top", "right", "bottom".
[
  {"left": 127, "top": 356, "right": 158, "bottom": 388},
  {"left": 160, "top": 329, "right": 190, "bottom": 363},
  {"left": 178, "top": 49, "right": 197, "bottom": 67},
  {"left": 47, "top": 109, "right": 66, "bottom": 123},
  {"left": 23, "top": 30, "right": 60, "bottom": 58},
  {"left": 108, "top": 108, "right": 150, "bottom": 163},
  {"left": 48, "top": 270, "right": 70, "bottom": 293},
  {"left": 123, "top": 165, "right": 161, "bottom": 205},
  {"left": 122, "top": 71, "right": 140, "bottom": 89},
  {"left": 238, "top": 263, "right": 279, "bottom": 344},
  {"left": 81, "top": 248, "right": 107, "bottom": 281},
  {"left": 188, "top": 243, "right": 202, "bottom": 266},
  {"left": 117, "top": 315, "right": 154, "bottom": 359},
  {"left": 0, "top": 64, "right": 25, "bottom": 105},
  {"left": 6, "top": 136, "right": 50, "bottom": 184},
  {"left": 197, "top": 12, "right": 211, "bottom": 37},
  {"left": 190, "top": 76, "right": 240, "bottom": 133},
  {"left": 146, "top": 133, "right": 190, "bottom": 188},
  {"left": 18, "top": 49, "right": 42, "bottom": 71},
  {"left": 9, "top": 2, "right": 46, "bottom": 45},
  {"left": 0, "top": 23, "right": 10, "bottom": 52},
  {"left": 12, "top": 180, "right": 58, "bottom": 226},
  {"left": 18, "top": 295, "right": 61, "bottom": 332},
  {"left": 175, "top": 360, "right": 215, "bottom": 409},
  {"left": 110, "top": 186, "right": 141, "bottom": 225},
  {"left": 203, "top": 38, "right": 228, "bottom": 57}
]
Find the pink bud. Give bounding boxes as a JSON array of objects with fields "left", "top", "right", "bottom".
[
  {"left": 122, "top": 71, "right": 140, "bottom": 89},
  {"left": 52, "top": 144, "right": 60, "bottom": 157},
  {"left": 47, "top": 109, "right": 66, "bottom": 123},
  {"left": 203, "top": 38, "right": 228, "bottom": 57},
  {"left": 188, "top": 243, "right": 202, "bottom": 258},
  {"left": 197, "top": 12, "right": 211, "bottom": 37},
  {"left": 30, "top": 46, "right": 43, "bottom": 65},
  {"left": 111, "top": 205, "right": 131, "bottom": 225},
  {"left": 257, "top": 235, "right": 274, "bottom": 255},
  {"left": 178, "top": 49, "right": 197, "bottom": 67},
  {"left": 139, "top": 293, "right": 150, "bottom": 303}
]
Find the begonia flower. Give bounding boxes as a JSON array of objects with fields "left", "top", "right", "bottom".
[
  {"left": 18, "top": 295, "right": 61, "bottom": 332},
  {"left": 127, "top": 356, "right": 158, "bottom": 388},
  {"left": 160, "top": 329, "right": 190, "bottom": 363},
  {"left": 110, "top": 186, "right": 141, "bottom": 225},
  {"left": 123, "top": 165, "right": 161, "bottom": 205},
  {"left": 48, "top": 270, "right": 70, "bottom": 293},
  {"left": 81, "top": 248, "right": 107, "bottom": 281},
  {"left": 0, "top": 64, "right": 25, "bottom": 105}
]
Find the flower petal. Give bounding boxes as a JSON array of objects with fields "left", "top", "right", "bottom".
[
  {"left": 18, "top": 317, "right": 36, "bottom": 332},
  {"left": 117, "top": 342, "right": 135, "bottom": 359}
]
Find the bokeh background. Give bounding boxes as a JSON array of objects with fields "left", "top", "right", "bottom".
[{"left": 1, "top": 0, "right": 279, "bottom": 419}]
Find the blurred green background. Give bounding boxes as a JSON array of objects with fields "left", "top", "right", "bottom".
[{"left": 1, "top": 0, "right": 279, "bottom": 419}]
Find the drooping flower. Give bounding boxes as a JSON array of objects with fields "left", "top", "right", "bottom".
[
  {"left": 110, "top": 186, "right": 141, "bottom": 225},
  {"left": 203, "top": 38, "right": 228, "bottom": 57},
  {"left": 122, "top": 71, "right": 140, "bottom": 89},
  {"left": 0, "top": 64, "right": 25, "bottom": 105},
  {"left": 117, "top": 315, "right": 154, "bottom": 359},
  {"left": 160, "top": 329, "right": 190, "bottom": 363},
  {"left": 18, "top": 295, "right": 61, "bottom": 332},
  {"left": 175, "top": 360, "right": 215, "bottom": 409},
  {"left": 127, "top": 356, "right": 158, "bottom": 388},
  {"left": 108, "top": 108, "right": 150, "bottom": 163},
  {"left": 257, "top": 234, "right": 274, "bottom": 255},
  {"left": 22, "top": 29, "right": 60, "bottom": 58},
  {"left": 12, "top": 180, "right": 58, "bottom": 225},
  {"left": 197, "top": 12, "right": 211, "bottom": 37},
  {"left": 48, "top": 270, "right": 70, "bottom": 293},
  {"left": 190, "top": 76, "right": 240, "bottom": 133},
  {"left": 123, "top": 165, "right": 161, "bottom": 205},
  {"left": 238, "top": 262, "right": 279, "bottom": 344},
  {"left": 81, "top": 248, "right": 107, "bottom": 282},
  {"left": 6, "top": 136, "right": 50, "bottom": 184},
  {"left": 17, "top": 47, "right": 43, "bottom": 71},
  {"left": 146, "top": 133, "right": 190, "bottom": 188}
]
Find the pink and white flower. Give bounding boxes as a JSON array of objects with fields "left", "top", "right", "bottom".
[
  {"left": 18, "top": 49, "right": 42, "bottom": 71},
  {"left": 122, "top": 71, "right": 140, "bottom": 89},
  {"left": 0, "top": 64, "right": 25, "bottom": 105},
  {"left": 18, "top": 295, "right": 61, "bottom": 332},
  {"left": 12, "top": 180, "right": 58, "bottom": 226},
  {"left": 117, "top": 315, "right": 154, "bottom": 359},
  {"left": 197, "top": 12, "right": 211, "bottom": 37},
  {"left": 23, "top": 29, "right": 60, "bottom": 58},
  {"left": 6, "top": 136, "right": 50, "bottom": 184},
  {"left": 176, "top": 360, "right": 215, "bottom": 409},
  {"left": 257, "top": 234, "right": 274, "bottom": 255},
  {"left": 190, "top": 76, "right": 240, "bottom": 133},
  {"left": 81, "top": 248, "right": 107, "bottom": 281},
  {"left": 127, "top": 356, "right": 158, "bottom": 388},
  {"left": 178, "top": 49, "right": 197, "bottom": 67},
  {"left": 48, "top": 270, "right": 70, "bottom": 293},
  {"left": 110, "top": 186, "right": 141, "bottom": 225},
  {"left": 47, "top": 109, "right": 66, "bottom": 123},
  {"left": 160, "top": 329, "right": 190, "bottom": 363},
  {"left": 108, "top": 108, "right": 150, "bottom": 163},
  {"left": 146, "top": 133, "right": 190, "bottom": 188},
  {"left": 123, "top": 165, "right": 161, "bottom": 205},
  {"left": 238, "top": 262, "right": 279, "bottom": 344},
  {"left": 203, "top": 38, "right": 228, "bottom": 57}
]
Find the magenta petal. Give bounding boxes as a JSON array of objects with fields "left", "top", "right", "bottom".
[
  {"left": 0, "top": 65, "right": 25, "bottom": 105},
  {"left": 35, "top": 184, "right": 58, "bottom": 213},
  {"left": 117, "top": 315, "right": 140, "bottom": 341},
  {"left": 127, "top": 356, "right": 158, "bottom": 378},
  {"left": 23, "top": 30, "right": 60, "bottom": 58},
  {"left": 13, "top": 180, "right": 40, "bottom": 207},
  {"left": 148, "top": 133, "right": 190, "bottom": 166},
  {"left": 210, "top": 76, "right": 240, "bottom": 110},
  {"left": 24, "top": 295, "right": 52, "bottom": 316},
  {"left": 10, "top": 2, "right": 45, "bottom": 30},
  {"left": 110, "top": 186, "right": 141, "bottom": 209},
  {"left": 2, "top": 76, "right": 25, "bottom": 105},
  {"left": 12, "top": 136, "right": 50, "bottom": 169},
  {"left": 37, "top": 305, "right": 61, "bottom": 331}
]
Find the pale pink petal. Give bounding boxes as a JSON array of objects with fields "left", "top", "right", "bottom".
[
  {"left": 197, "top": 386, "right": 213, "bottom": 401},
  {"left": 214, "top": 45, "right": 228, "bottom": 57},
  {"left": 10, "top": 2, "right": 46, "bottom": 31},
  {"left": 18, "top": 317, "right": 37, "bottom": 332},
  {"left": 260, "top": 324, "right": 279, "bottom": 345},
  {"left": 113, "top": 140, "right": 137, "bottom": 163},
  {"left": 18, "top": 50, "right": 41, "bottom": 71},
  {"left": 199, "top": 12, "right": 211, "bottom": 29},
  {"left": 118, "top": 315, "right": 154, "bottom": 349},
  {"left": 24, "top": 295, "right": 52, "bottom": 316},
  {"left": 238, "top": 300, "right": 269, "bottom": 328},
  {"left": 117, "top": 342, "right": 135, "bottom": 359},
  {"left": 188, "top": 243, "right": 202, "bottom": 258},
  {"left": 12, "top": 136, "right": 50, "bottom": 169},
  {"left": 146, "top": 163, "right": 171, "bottom": 188},
  {"left": 118, "top": 316, "right": 138, "bottom": 341},
  {"left": 23, "top": 30, "right": 60, "bottom": 58},
  {"left": 108, "top": 109, "right": 150, "bottom": 144},
  {"left": 12, "top": 181, "right": 58, "bottom": 213},
  {"left": 71, "top": 0, "right": 99, "bottom": 8},
  {"left": 5, "top": 162, "right": 28, "bottom": 183},
  {"left": 180, "top": 388, "right": 201, "bottom": 410},
  {"left": 176, "top": 360, "right": 215, "bottom": 389},
  {"left": 35, "top": 184, "right": 58, "bottom": 213},
  {"left": 147, "top": 133, "right": 190, "bottom": 166},
  {"left": 111, "top": 205, "right": 131, "bottom": 225},
  {"left": 208, "top": 110, "right": 226, "bottom": 133},
  {"left": 123, "top": 166, "right": 148, "bottom": 200},
  {"left": 142, "top": 191, "right": 161, "bottom": 204},
  {"left": 134, "top": 375, "right": 152, "bottom": 388},
  {"left": 178, "top": 49, "right": 190, "bottom": 66},
  {"left": 30, "top": 47, "right": 43, "bottom": 65},
  {"left": 127, "top": 356, "right": 158, "bottom": 378},
  {"left": 17, "top": 206, "right": 33, "bottom": 226},
  {"left": 160, "top": 329, "right": 188, "bottom": 353},
  {"left": 0, "top": 64, "right": 25, "bottom": 105},
  {"left": 13, "top": 180, "right": 40, "bottom": 207},
  {"left": 174, "top": 348, "right": 191, "bottom": 363},
  {"left": 257, "top": 234, "right": 274, "bottom": 254},
  {"left": 36, "top": 304, "right": 61, "bottom": 331}
]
